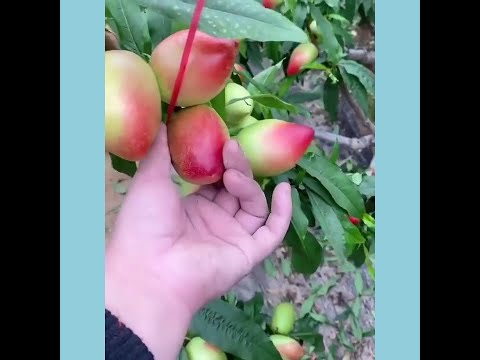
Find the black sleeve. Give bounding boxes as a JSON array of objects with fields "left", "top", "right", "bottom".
[{"left": 105, "top": 309, "right": 155, "bottom": 360}]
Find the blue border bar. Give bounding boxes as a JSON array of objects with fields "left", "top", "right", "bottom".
[
  {"left": 376, "top": 1, "right": 420, "bottom": 359},
  {"left": 60, "top": 0, "right": 105, "bottom": 358}
]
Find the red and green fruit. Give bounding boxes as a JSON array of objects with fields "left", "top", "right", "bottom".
[
  {"left": 185, "top": 337, "right": 227, "bottom": 360},
  {"left": 105, "top": 49, "right": 162, "bottom": 161},
  {"left": 235, "top": 119, "right": 314, "bottom": 177},
  {"left": 263, "top": 0, "right": 284, "bottom": 9},
  {"left": 149, "top": 29, "right": 239, "bottom": 107},
  {"left": 286, "top": 43, "right": 319, "bottom": 76},
  {"left": 167, "top": 105, "right": 230, "bottom": 185},
  {"left": 270, "top": 335, "right": 304, "bottom": 360},
  {"left": 271, "top": 302, "right": 297, "bottom": 335}
]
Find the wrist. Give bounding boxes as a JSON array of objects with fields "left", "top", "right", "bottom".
[{"left": 105, "top": 248, "right": 193, "bottom": 359}]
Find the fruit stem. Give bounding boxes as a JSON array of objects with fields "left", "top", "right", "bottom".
[{"left": 166, "top": 0, "right": 207, "bottom": 123}]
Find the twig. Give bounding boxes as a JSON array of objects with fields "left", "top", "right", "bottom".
[
  {"left": 347, "top": 49, "right": 375, "bottom": 65},
  {"left": 315, "top": 130, "right": 374, "bottom": 150}
]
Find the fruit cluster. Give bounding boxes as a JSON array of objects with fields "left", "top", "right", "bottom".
[
  {"left": 184, "top": 302, "right": 305, "bottom": 360},
  {"left": 105, "top": 28, "right": 315, "bottom": 187}
]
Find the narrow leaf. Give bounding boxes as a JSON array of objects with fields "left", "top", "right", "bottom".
[
  {"left": 138, "top": 0, "right": 308, "bottom": 43},
  {"left": 110, "top": 153, "right": 137, "bottom": 177},
  {"left": 310, "top": 7, "right": 343, "bottom": 64},
  {"left": 354, "top": 272, "right": 364, "bottom": 294},
  {"left": 146, "top": 9, "right": 172, "bottom": 48},
  {"left": 329, "top": 140, "right": 340, "bottom": 163},
  {"left": 323, "top": 77, "right": 340, "bottom": 122},
  {"left": 291, "top": 232, "right": 324, "bottom": 274},
  {"left": 339, "top": 59, "right": 375, "bottom": 95},
  {"left": 307, "top": 190, "right": 346, "bottom": 261},
  {"left": 299, "top": 154, "right": 365, "bottom": 217},
  {"left": 190, "top": 299, "right": 283, "bottom": 360},
  {"left": 291, "top": 188, "right": 308, "bottom": 240},
  {"left": 340, "top": 68, "right": 369, "bottom": 117},
  {"left": 358, "top": 175, "right": 375, "bottom": 197},
  {"left": 106, "top": 0, "right": 150, "bottom": 55},
  {"left": 226, "top": 94, "right": 297, "bottom": 113}
]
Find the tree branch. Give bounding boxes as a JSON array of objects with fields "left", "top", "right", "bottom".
[
  {"left": 314, "top": 130, "right": 375, "bottom": 150},
  {"left": 347, "top": 49, "right": 375, "bottom": 65}
]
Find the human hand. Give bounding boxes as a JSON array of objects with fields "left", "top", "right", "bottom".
[{"left": 105, "top": 122, "right": 292, "bottom": 359}]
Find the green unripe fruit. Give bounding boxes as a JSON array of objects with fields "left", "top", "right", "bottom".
[
  {"left": 228, "top": 115, "right": 258, "bottom": 136},
  {"left": 185, "top": 337, "right": 227, "bottom": 360},
  {"left": 271, "top": 302, "right": 297, "bottom": 335},
  {"left": 224, "top": 82, "right": 254, "bottom": 125}
]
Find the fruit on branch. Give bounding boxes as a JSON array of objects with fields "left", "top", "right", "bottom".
[
  {"left": 270, "top": 335, "right": 304, "bottom": 360},
  {"left": 349, "top": 216, "right": 361, "bottom": 226},
  {"left": 224, "top": 82, "right": 254, "bottom": 125},
  {"left": 235, "top": 119, "right": 314, "bottom": 177},
  {"left": 286, "top": 43, "right": 319, "bottom": 76},
  {"left": 105, "top": 50, "right": 162, "bottom": 161},
  {"left": 263, "top": 0, "right": 284, "bottom": 9},
  {"left": 228, "top": 115, "right": 258, "bottom": 136},
  {"left": 149, "top": 29, "right": 239, "bottom": 107},
  {"left": 186, "top": 337, "right": 227, "bottom": 360},
  {"left": 308, "top": 20, "right": 324, "bottom": 45},
  {"left": 167, "top": 105, "right": 230, "bottom": 185},
  {"left": 271, "top": 302, "right": 297, "bottom": 335}
]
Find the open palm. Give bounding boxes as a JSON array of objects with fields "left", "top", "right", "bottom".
[{"left": 106, "top": 123, "right": 292, "bottom": 314}]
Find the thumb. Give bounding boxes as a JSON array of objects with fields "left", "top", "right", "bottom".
[{"left": 135, "top": 122, "right": 172, "bottom": 181}]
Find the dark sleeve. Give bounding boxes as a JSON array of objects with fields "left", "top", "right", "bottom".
[{"left": 105, "top": 309, "right": 155, "bottom": 360}]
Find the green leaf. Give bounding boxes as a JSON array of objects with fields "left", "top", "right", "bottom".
[
  {"left": 309, "top": 311, "right": 327, "bottom": 323},
  {"left": 307, "top": 190, "right": 346, "bottom": 261},
  {"left": 351, "top": 317, "right": 363, "bottom": 339},
  {"left": 138, "top": 0, "right": 308, "bottom": 42},
  {"left": 310, "top": 7, "right": 343, "bottom": 64},
  {"left": 323, "top": 77, "right": 340, "bottom": 122},
  {"left": 299, "top": 296, "right": 316, "bottom": 319},
  {"left": 190, "top": 299, "right": 283, "bottom": 360},
  {"left": 106, "top": 0, "right": 150, "bottom": 56},
  {"left": 358, "top": 175, "right": 375, "bottom": 197},
  {"left": 288, "top": 189, "right": 324, "bottom": 274},
  {"left": 110, "top": 153, "right": 137, "bottom": 177},
  {"left": 210, "top": 88, "right": 227, "bottom": 123},
  {"left": 226, "top": 94, "right": 297, "bottom": 113},
  {"left": 293, "top": 3, "right": 308, "bottom": 28},
  {"left": 286, "top": 0, "right": 297, "bottom": 12},
  {"left": 340, "top": 68, "right": 369, "bottom": 118},
  {"left": 291, "top": 232, "right": 324, "bottom": 274},
  {"left": 339, "top": 59, "right": 375, "bottom": 95},
  {"left": 293, "top": 315, "right": 325, "bottom": 351},
  {"left": 247, "top": 60, "right": 285, "bottom": 94},
  {"left": 281, "top": 258, "right": 292, "bottom": 277},
  {"left": 354, "top": 272, "right": 364, "bottom": 295},
  {"left": 302, "top": 176, "right": 336, "bottom": 207},
  {"left": 351, "top": 172, "right": 363, "bottom": 185},
  {"left": 146, "top": 9, "right": 172, "bottom": 49},
  {"left": 342, "top": 0, "right": 357, "bottom": 22},
  {"left": 324, "top": 0, "right": 340, "bottom": 9},
  {"left": 329, "top": 140, "right": 340, "bottom": 163},
  {"left": 284, "top": 88, "right": 323, "bottom": 104},
  {"left": 299, "top": 154, "right": 365, "bottom": 217},
  {"left": 264, "top": 258, "right": 277, "bottom": 277},
  {"left": 241, "top": 292, "right": 266, "bottom": 325},
  {"left": 328, "top": 13, "right": 349, "bottom": 24}
]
